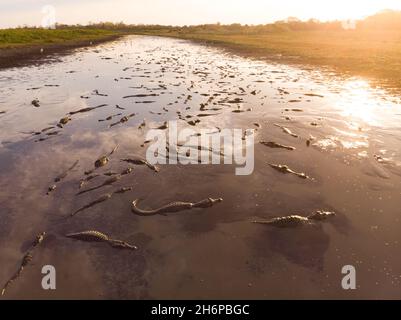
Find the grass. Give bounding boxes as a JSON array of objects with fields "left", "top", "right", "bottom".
[
  {"left": 135, "top": 28, "right": 401, "bottom": 89},
  {"left": 0, "top": 28, "right": 121, "bottom": 49}
]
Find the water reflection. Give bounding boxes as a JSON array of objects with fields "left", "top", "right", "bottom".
[{"left": 0, "top": 36, "right": 400, "bottom": 299}]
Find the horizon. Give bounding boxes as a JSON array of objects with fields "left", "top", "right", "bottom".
[{"left": 1, "top": 0, "right": 401, "bottom": 28}]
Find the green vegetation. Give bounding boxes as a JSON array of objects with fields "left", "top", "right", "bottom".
[{"left": 0, "top": 28, "right": 121, "bottom": 49}]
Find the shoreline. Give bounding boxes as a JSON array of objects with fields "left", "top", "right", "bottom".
[
  {"left": 0, "top": 34, "right": 124, "bottom": 69},
  {"left": 1, "top": 30, "right": 401, "bottom": 96}
]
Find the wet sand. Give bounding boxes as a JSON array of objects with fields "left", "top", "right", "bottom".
[{"left": 0, "top": 35, "right": 400, "bottom": 299}]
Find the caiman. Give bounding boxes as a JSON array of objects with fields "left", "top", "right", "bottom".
[
  {"left": 31, "top": 99, "right": 40, "bottom": 107},
  {"left": 131, "top": 198, "right": 223, "bottom": 216},
  {"left": 71, "top": 194, "right": 112, "bottom": 217},
  {"left": 274, "top": 124, "right": 299, "bottom": 138},
  {"left": 94, "top": 144, "right": 119, "bottom": 169},
  {"left": 77, "top": 175, "right": 121, "bottom": 196},
  {"left": 268, "top": 163, "right": 312, "bottom": 180},
  {"left": 66, "top": 231, "right": 137, "bottom": 250},
  {"left": 58, "top": 116, "right": 71, "bottom": 128},
  {"left": 260, "top": 141, "right": 296, "bottom": 151},
  {"left": 69, "top": 104, "right": 107, "bottom": 116},
  {"left": 1, "top": 232, "right": 46, "bottom": 296},
  {"left": 121, "top": 156, "right": 159, "bottom": 173},
  {"left": 253, "top": 211, "right": 335, "bottom": 228}
]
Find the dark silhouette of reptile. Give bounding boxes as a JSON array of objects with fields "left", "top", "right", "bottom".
[
  {"left": 252, "top": 211, "right": 336, "bottom": 228},
  {"left": 47, "top": 160, "right": 79, "bottom": 195},
  {"left": 260, "top": 141, "right": 296, "bottom": 151},
  {"left": 71, "top": 187, "right": 133, "bottom": 217},
  {"left": 66, "top": 231, "right": 137, "bottom": 250},
  {"left": 131, "top": 198, "right": 223, "bottom": 216},
  {"left": 76, "top": 175, "right": 122, "bottom": 196},
  {"left": 268, "top": 163, "right": 312, "bottom": 180},
  {"left": 1, "top": 232, "right": 46, "bottom": 296},
  {"left": 121, "top": 156, "right": 159, "bottom": 173}
]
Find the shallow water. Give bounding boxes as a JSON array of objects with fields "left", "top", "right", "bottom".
[{"left": 0, "top": 35, "right": 400, "bottom": 299}]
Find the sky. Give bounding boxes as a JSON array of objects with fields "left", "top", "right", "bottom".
[{"left": 1, "top": 0, "right": 401, "bottom": 28}]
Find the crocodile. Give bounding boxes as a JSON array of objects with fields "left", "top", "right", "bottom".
[
  {"left": 110, "top": 115, "right": 129, "bottom": 128},
  {"left": 104, "top": 171, "right": 118, "bottom": 177},
  {"left": 1, "top": 232, "right": 46, "bottom": 296},
  {"left": 77, "top": 175, "right": 121, "bottom": 196},
  {"left": 252, "top": 211, "right": 335, "bottom": 228},
  {"left": 71, "top": 193, "right": 112, "bottom": 217},
  {"left": 187, "top": 119, "right": 201, "bottom": 126},
  {"left": 99, "top": 113, "right": 123, "bottom": 122},
  {"left": 94, "top": 144, "right": 119, "bottom": 169},
  {"left": 253, "top": 215, "right": 311, "bottom": 228},
  {"left": 48, "top": 160, "right": 79, "bottom": 195},
  {"left": 260, "top": 141, "right": 296, "bottom": 151},
  {"left": 154, "top": 121, "right": 168, "bottom": 130},
  {"left": 94, "top": 156, "right": 109, "bottom": 169},
  {"left": 1, "top": 253, "right": 32, "bottom": 296},
  {"left": 79, "top": 174, "right": 100, "bottom": 189},
  {"left": 274, "top": 124, "right": 299, "bottom": 138},
  {"left": 131, "top": 197, "right": 223, "bottom": 216},
  {"left": 54, "top": 160, "right": 79, "bottom": 182},
  {"left": 31, "top": 99, "right": 40, "bottom": 107},
  {"left": 58, "top": 116, "right": 71, "bottom": 128},
  {"left": 92, "top": 90, "right": 108, "bottom": 97},
  {"left": 46, "top": 131, "right": 60, "bottom": 136},
  {"left": 268, "top": 163, "right": 312, "bottom": 180},
  {"left": 196, "top": 113, "right": 220, "bottom": 118},
  {"left": 69, "top": 104, "right": 107, "bottom": 116},
  {"left": 66, "top": 230, "right": 137, "bottom": 250},
  {"left": 121, "top": 156, "right": 159, "bottom": 173},
  {"left": 121, "top": 167, "right": 134, "bottom": 175},
  {"left": 308, "top": 211, "right": 336, "bottom": 221},
  {"left": 123, "top": 94, "right": 159, "bottom": 99},
  {"left": 114, "top": 187, "right": 133, "bottom": 194},
  {"left": 46, "top": 185, "right": 57, "bottom": 195},
  {"left": 138, "top": 119, "right": 146, "bottom": 129}
]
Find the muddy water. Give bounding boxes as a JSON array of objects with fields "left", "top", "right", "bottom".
[{"left": 0, "top": 35, "right": 400, "bottom": 299}]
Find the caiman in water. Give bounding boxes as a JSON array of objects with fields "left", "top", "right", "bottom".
[
  {"left": 252, "top": 211, "right": 335, "bottom": 228},
  {"left": 57, "top": 116, "right": 71, "bottom": 128},
  {"left": 66, "top": 230, "right": 137, "bottom": 250},
  {"left": 1, "top": 232, "right": 46, "bottom": 296},
  {"left": 274, "top": 124, "right": 299, "bottom": 138},
  {"left": 268, "top": 163, "right": 312, "bottom": 180},
  {"left": 69, "top": 104, "right": 107, "bottom": 116},
  {"left": 260, "top": 141, "right": 296, "bottom": 150},
  {"left": 71, "top": 194, "right": 112, "bottom": 217},
  {"left": 47, "top": 160, "right": 79, "bottom": 195},
  {"left": 131, "top": 198, "right": 223, "bottom": 216},
  {"left": 91, "top": 144, "right": 119, "bottom": 170},
  {"left": 121, "top": 156, "right": 159, "bottom": 173},
  {"left": 77, "top": 175, "right": 122, "bottom": 195}
]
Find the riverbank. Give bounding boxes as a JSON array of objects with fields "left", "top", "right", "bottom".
[
  {"left": 2, "top": 26, "right": 401, "bottom": 92},
  {"left": 0, "top": 28, "right": 123, "bottom": 68}
]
